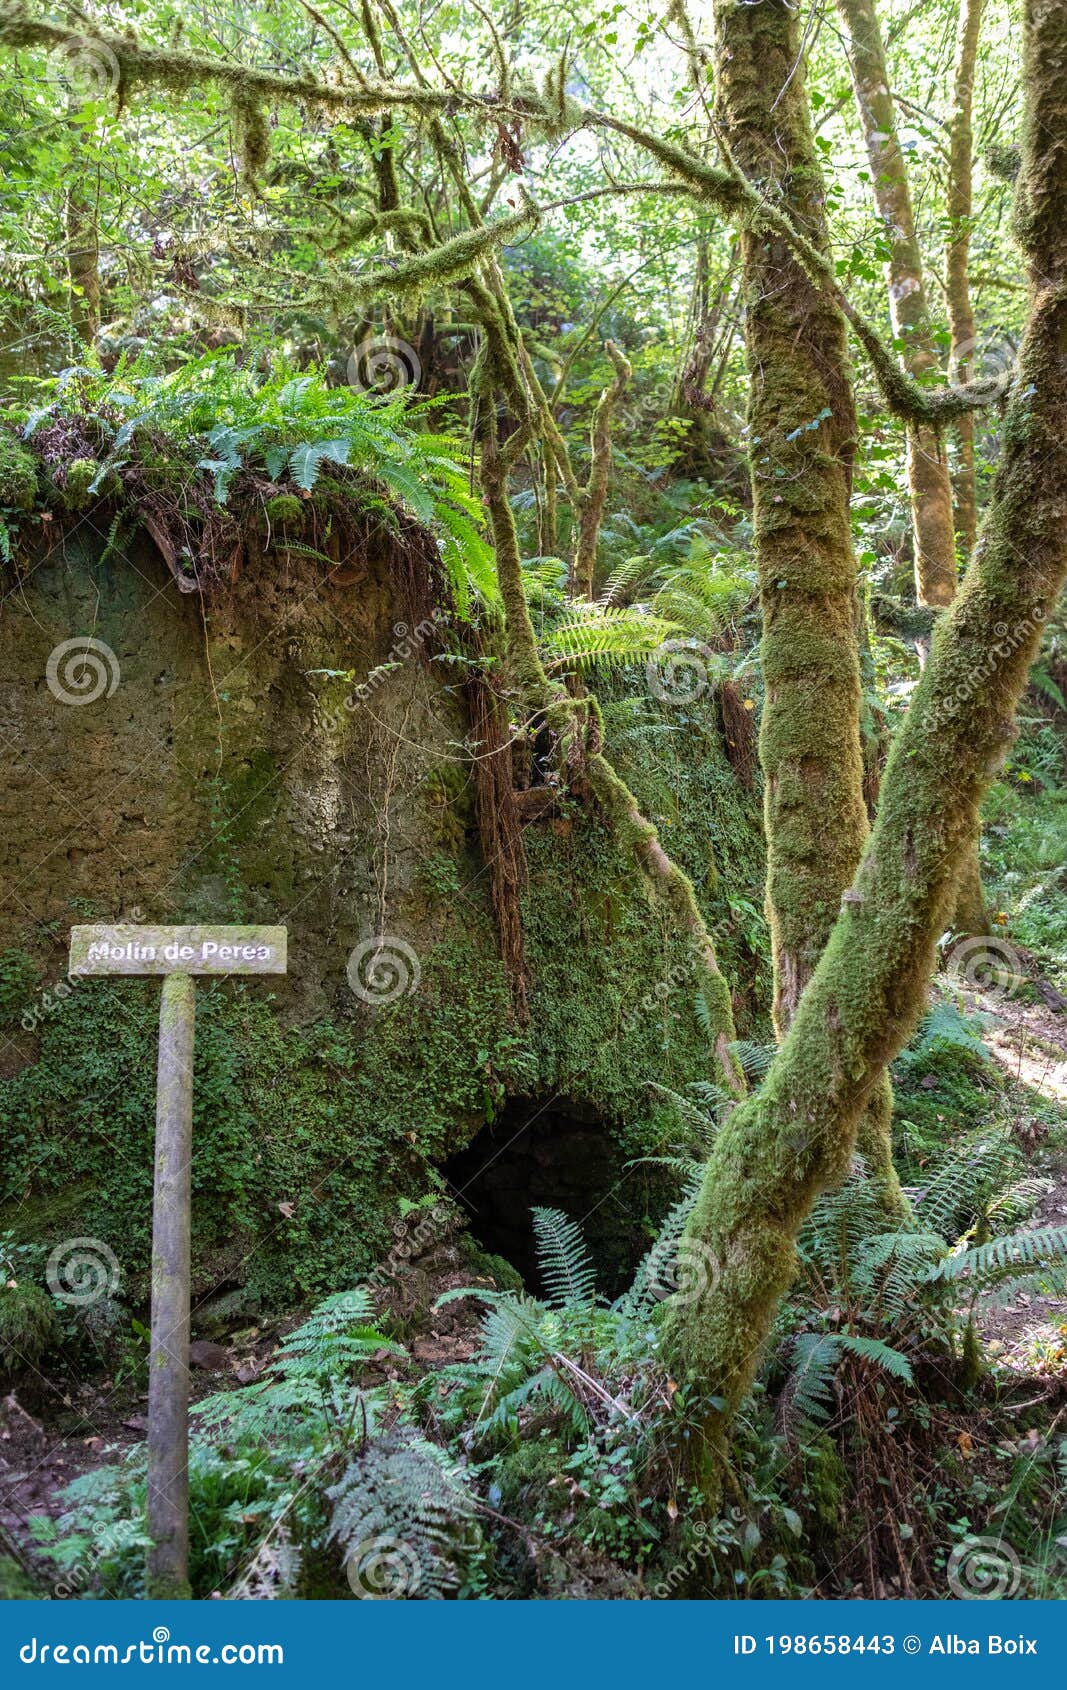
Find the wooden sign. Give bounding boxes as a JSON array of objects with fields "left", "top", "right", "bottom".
[
  {"left": 69, "top": 923, "right": 288, "bottom": 1599},
  {"left": 70, "top": 924, "right": 286, "bottom": 976}
]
